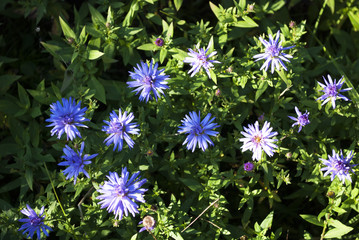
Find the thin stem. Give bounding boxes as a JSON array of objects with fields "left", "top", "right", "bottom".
[
  {"left": 181, "top": 198, "right": 220, "bottom": 233},
  {"left": 313, "top": 0, "right": 328, "bottom": 37},
  {"left": 78, "top": 186, "right": 94, "bottom": 220},
  {"left": 148, "top": 229, "right": 158, "bottom": 240}
]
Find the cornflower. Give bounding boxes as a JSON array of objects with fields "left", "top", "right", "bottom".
[
  {"left": 288, "top": 106, "right": 310, "bottom": 132},
  {"left": 253, "top": 30, "right": 295, "bottom": 74},
  {"left": 46, "top": 97, "right": 89, "bottom": 141},
  {"left": 178, "top": 111, "right": 220, "bottom": 152},
  {"left": 127, "top": 60, "right": 170, "bottom": 102},
  {"left": 59, "top": 142, "right": 98, "bottom": 184},
  {"left": 239, "top": 121, "right": 278, "bottom": 161},
  {"left": 183, "top": 42, "right": 220, "bottom": 79},
  {"left": 320, "top": 149, "right": 357, "bottom": 184},
  {"left": 102, "top": 109, "right": 140, "bottom": 151},
  {"left": 97, "top": 168, "right": 147, "bottom": 220},
  {"left": 18, "top": 205, "right": 53, "bottom": 239},
  {"left": 317, "top": 75, "right": 352, "bottom": 109}
]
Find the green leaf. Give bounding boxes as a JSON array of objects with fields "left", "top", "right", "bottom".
[
  {"left": 324, "top": 219, "right": 353, "bottom": 238},
  {"left": 59, "top": 16, "right": 76, "bottom": 40},
  {"left": 348, "top": 11, "right": 359, "bottom": 31},
  {"left": 326, "top": 0, "right": 335, "bottom": 14},
  {"left": 17, "top": 83, "right": 30, "bottom": 108},
  {"left": 209, "top": 2, "right": 221, "bottom": 20},
  {"left": 62, "top": 70, "right": 74, "bottom": 92},
  {"left": 137, "top": 43, "right": 156, "bottom": 51},
  {"left": 89, "top": 77, "right": 106, "bottom": 104},
  {"left": 260, "top": 211, "right": 274, "bottom": 229},
  {"left": 300, "top": 214, "right": 324, "bottom": 227},
  {"left": 179, "top": 177, "right": 202, "bottom": 192},
  {"left": 0, "top": 74, "right": 21, "bottom": 95},
  {"left": 234, "top": 16, "right": 258, "bottom": 28},
  {"left": 277, "top": 69, "right": 292, "bottom": 87},
  {"left": 40, "top": 41, "right": 62, "bottom": 59},
  {"left": 88, "top": 50, "right": 104, "bottom": 60},
  {"left": 88, "top": 4, "right": 106, "bottom": 25},
  {"left": 174, "top": 0, "right": 183, "bottom": 11},
  {"left": 160, "top": 48, "right": 167, "bottom": 64},
  {"left": 255, "top": 81, "right": 268, "bottom": 101},
  {"left": 209, "top": 68, "right": 217, "bottom": 84},
  {"left": 169, "top": 232, "right": 184, "bottom": 240},
  {"left": 25, "top": 169, "right": 33, "bottom": 191}
]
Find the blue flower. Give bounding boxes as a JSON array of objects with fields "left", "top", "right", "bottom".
[
  {"left": 139, "top": 216, "right": 156, "bottom": 233},
  {"left": 97, "top": 168, "right": 147, "bottom": 220},
  {"left": 239, "top": 121, "right": 278, "bottom": 161},
  {"left": 102, "top": 109, "right": 140, "bottom": 152},
  {"left": 46, "top": 97, "right": 89, "bottom": 141},
  {"left": 183, "top": 42, "right": 220, "bottom": 79},
  {"left": 288, "top": 106, "right": 310, "bottom": 132},
  {"left": 317, "top": 75, "right": 352, "bottom": 109},
  {"left": 59, "top": 142, "right": 98, "bottom": 184},
  {"left": 253, "top": 30, "right": 295, "bottom": 74},
  {"left": 127, "top": 60, "right": 170, "bottom": 102},
  {"left": 178, "top": 111, "right": 220, "bottom": 152},
  {"left": 320, "top": 149, "right": 357, "bottom": 184},
  {"left": 18, "top": 205, "right": 53, "bottom": 239}
]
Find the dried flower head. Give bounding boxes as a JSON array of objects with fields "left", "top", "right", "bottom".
[{"left": 139, "top": 215, "right": 156, "bottom": 232}]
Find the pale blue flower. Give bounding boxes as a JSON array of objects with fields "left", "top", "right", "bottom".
[
  {"left": 97, "top": 168, "right": 147, "bottom": 220},
  {"left": 288, "top": 106, "right": 310, "bottom": 132}
]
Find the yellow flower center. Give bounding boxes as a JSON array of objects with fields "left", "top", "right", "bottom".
[{"left": 254, "top": 136, "right": 262, "bottom": 143}]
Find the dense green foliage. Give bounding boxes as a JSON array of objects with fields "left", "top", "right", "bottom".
[{"left": 1, "top": 0, "right": 359, "bottom": 239}]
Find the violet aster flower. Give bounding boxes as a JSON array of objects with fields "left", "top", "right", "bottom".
[
  {"left": 97, "top": 168, "right": 147, "bottom": 220},
  {"left": 139, "top": 215, "right": 156, "bottom": 232},
  {"left": 183, "top": 42, "right": 220, "bottom": 79},
  {"left": 244, "top": 162, "right": 254, "bottom": 171},
  {"left": 178, "top": 111, "right": 220, "bottom": 152},
  {"left": 253, "top": 30, "right": 295, "bottom": 74},
  {"left": 127, "top": 60, "right": 170, "bottom": 102},
  {"left": 18, "top": 205, "right": 53, "bottom": 239},
  {"left": 320, "top": 149, "right": 357, "bottom": 184},
  {"left": 102, "top": 109, "right": 140, "bottom": 152},
  {"left": 317, "top": 75, "right": 352, "bottom": 109},
  {"left": 59, "top": 142, "right": 98, "bottom": 184},
  {"left": 288, "top": 107, "right": 310, "bottom": 132},
  {"left": 155, "top": 38, "right": 164, "bottom": 46},
  {"left": 46, "top": 97, "right": 89, "bottom": 141},
  {"left": 239, "top": 121, "right": 278, "bottom": 161}
]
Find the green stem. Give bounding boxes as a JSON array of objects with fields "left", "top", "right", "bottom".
[{"left": 313, "top": 0, "right": 328, "bottom": 37}]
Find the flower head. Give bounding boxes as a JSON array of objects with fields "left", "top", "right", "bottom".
[
  {"left": 244, "top": 162, "right": 254, "bottom": 171},
  {"left": 102, "top": 109, "right": 140, "bottom": 152},
  {"left": 320, "top": 149, "right": 357, "bottom": 184},
  {"left": 178, "top": 111, "right": 220, "bottom": 152},
  {"left": 288, "top": 106, "right": 310, "bottom": 132},
  {"left": 18, "top": 205, "right": 53, "bottom": 240},
  {"left": 46, "top": 97, "right": 89, "bottom": 141},
  {"left": 253, "top": 30, "right": 295, "bottom": 74},
  {"left": 317, "top": 75, "right": 352, "bottom": 109},
  {"left": 59, "top": 142, "right": 98, "bottom": 184},
  {"left": 127, "top": 60, "right": 170, "bottom": 102},
  {"left": 239, "top": 121, "right": 278, "bottom": 161},
  {"left": 97, "top": 168, "right": 147, "bottom": 220},
  {"left": 155, "top": 38, "right": 164, "bottom": 47},
  {"left": 139, "top": 215, "right": 156, "bottom": 232},
  {"left": 183, "top": 42, "right": 220, "bottom": 79}
]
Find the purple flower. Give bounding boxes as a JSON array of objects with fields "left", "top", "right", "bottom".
[
  {"left": 46, "top": 97, "right": 89, "bottom": 141},
  {"left": 320, "top": 149, "right": 357, "bottom": 184},
  {"left": 59, "top": 142, "right": 98, "bottom": 184},
  {"left": 97, "top": 168, "right": 147, "bottom": 220},
  {"left": 18, "top": 205, "right": 53, "bottom": 239},
  {"left": 139, "top": 215, "right": 156, "bottom": 232},
  {"left": 288, "top": 107, "right": 310, "bottom": 132},
  {"left": 253, "top": 30, "right": 295, "bottom": 74},
  {"left": 102, "top": 109, "right": 140, "bottom": 152},
  {"left": 244, "top": 162, "right": 254, "bottom": 171},
  {"left": 127, "top": 60, "right": 170, "bottom": 102},
  {"left": 183, "top": 42, "right": 220, "bottom": 79},
  {"left": 239, "top": 121, "right": 278, "bottom": 161},
  {"left": 155, "top": 38, "right": 164, "bottom": 47},
  {"left": 317, "top": 75, "right": 352, "bottom": 109},
  {"left": 178, "top": 111, "right": 220, "bottom": 152}
]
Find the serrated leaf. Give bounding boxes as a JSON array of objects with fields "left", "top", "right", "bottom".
[
  {"left": 300, "top": 214, "right": 324, "bottom": 227},
  {"left": 59, "top": 16, "right": 76, "bottom": 40}
]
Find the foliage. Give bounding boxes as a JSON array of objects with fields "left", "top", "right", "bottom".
[{"left": 1, "top": 0, "right": 359, "bottom": 239}]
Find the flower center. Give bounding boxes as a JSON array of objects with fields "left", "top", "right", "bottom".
[
  {"left": 114, "top": 180, "right": 127, "bottom": 198},
  {"left": 30, "top": 217, "right": 42, "bottom": 226},
  {"left": 298, "top": 114, "right": 309, "bottom": 125},
  {"left": 253, "top": 135, "right": 262, "bottom": 144},
  {"left": 327, "top": 85, "right": 338, "bottom": 97},
  {"left": 63, "top": 114, "right": 74, "bottom": 124},
  {"left": 334, "top": 161, "right": 348, "bottom": 172},
  {"left": 192, "top": 125, "right": 204, "bottom": 136},
  {"left": 143, "top": 76, "right": 153, "bottom": 85},
  {"left": 267, "top": 45, "right": 280, "bottom": 57},
  {"left": 111, "top": 122, "right": 124, "bottom": 134},
  {"left": 197, "top": 53, "right": 208, "bottom": 65}
]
